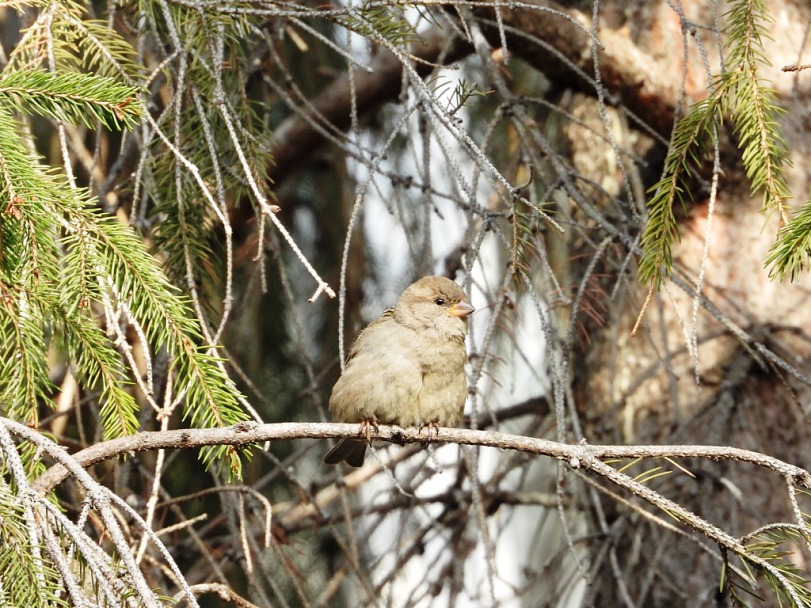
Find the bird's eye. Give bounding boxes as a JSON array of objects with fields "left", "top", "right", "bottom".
[{"left": 434, "top": 297, "right": 445, "bottom": 306}]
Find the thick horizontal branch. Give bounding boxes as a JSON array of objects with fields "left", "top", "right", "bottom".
[{"left": 23, "top": 420, "right": 811, "bottom": 493}]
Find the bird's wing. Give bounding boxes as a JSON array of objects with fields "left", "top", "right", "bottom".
[
  {"left": 330, "top": 311, "right": 423, "bottom": 423},
  {"left": 343, "top": 307, "right": 394, "bottom": 365}
]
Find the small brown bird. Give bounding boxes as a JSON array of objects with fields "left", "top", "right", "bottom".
[{"left": 324, "top": 276, "right": 474, "bottom": 467}]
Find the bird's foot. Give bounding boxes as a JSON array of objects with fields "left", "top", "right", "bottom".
[
  {"left": 417, "top": 421, "right": 440, "bottom": 438},
  {"left": 358, "top": 418, "right": 379, "bottom": 443}
]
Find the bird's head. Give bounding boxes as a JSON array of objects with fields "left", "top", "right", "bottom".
[{"left": 394, "top": 276, "right": 474, "bottom": 338}]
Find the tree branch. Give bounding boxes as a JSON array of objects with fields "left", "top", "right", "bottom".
[
  {"left": 15, "top": 414, "right": 811, "bottom": 599},
  {"left": 269, "top": 0, "right": 681, "bottom": 183},
  {"left": 470, "top": 0, "right": 681, "bottom": 137},
  {"left": 24, "top": 419, "right": 811, "bottom": 493},
  {"left": 269, "top": 31, "right": 470, "bottom": 182}
]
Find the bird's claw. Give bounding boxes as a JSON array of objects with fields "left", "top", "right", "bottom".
[
  {"left": 358, "top": 418, "right": 379, "bottom": 442},
  {"left": 417, "top": 421, "right": 440, "bottom": 438}
]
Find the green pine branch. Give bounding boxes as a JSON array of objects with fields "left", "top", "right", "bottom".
[
  {"left": 0, "top": 69, "right": 142, "bottom": 130},
  {"left": 724, "top": 526, "right": 811, "bottom": 607},
  {"left": 638, "top": 96, "right": 722, "bottom": 287},
  {"left": 638, "top": 0, "right": 791, "bottom": 287},
  {"left": 50, "top": 299, "right": 140, "bottom": 438},
  {"left": 723, "top": 0, "right": 791, "bottom": 221},
  {"left": 0, "top": 484, "right": 68, "bottom": 608},
  {"left": 765, "top": 201, "right": 811, "bottom": 279},
  {"left": 337, "top": 6, "right": 421, "bottom": 46},
  {"left": 61, "top": 199, "right": 250, "bottom": 448},
  {"left": 7, "top": 0, "right": 144, "bottom": 83},
  {"left": 0, "top": 108, "right": 62, "bottom": 425},
  {"left": 0, "top": 61, "right": 248, "bottom": 469},
  {"left": 0, "top": 292, "right": 51, "bottom": 426}
]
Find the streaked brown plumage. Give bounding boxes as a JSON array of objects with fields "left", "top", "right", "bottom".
[{"left": 324, "top": 276, "right": 474, "bottom": 467}]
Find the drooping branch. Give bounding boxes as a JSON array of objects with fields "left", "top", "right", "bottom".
[
  {"left": 469, "top": 0, "right": 681, "bottom": 137},
  {"left": 269, "top": 0, "right": 683, "bottom": 184},
  {"left": 269, "top": 31, "right": 471, "bottom": 181}
]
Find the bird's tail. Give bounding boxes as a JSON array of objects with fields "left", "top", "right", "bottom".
[{"left": 323, "top": 438, "right": 367, "bottom": 467}]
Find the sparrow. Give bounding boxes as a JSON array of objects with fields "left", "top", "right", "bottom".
[{"left": 324, "top": 276, "right": 474, "bottom": 467}]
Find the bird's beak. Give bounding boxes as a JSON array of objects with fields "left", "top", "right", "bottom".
[{"left": 449, "top": 301, "right": 475, "bottom": 318}]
